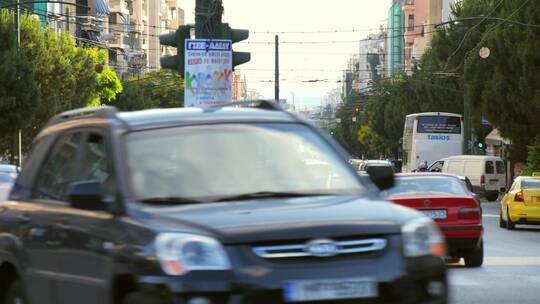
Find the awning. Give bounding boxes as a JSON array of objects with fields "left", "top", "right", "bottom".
[
  {"left": 95, "top": 0, "right": 110, "bottom": 17},
  {"left": 486, "top": 129, "right": 511, "bottom": 146}
]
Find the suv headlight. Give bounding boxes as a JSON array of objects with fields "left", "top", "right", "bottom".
[
  {"left": 402, "top": 217, "right": 446, "bottom": 258},
  {"left": 155, "top": 233, "right": 231, "bottom": 275}
]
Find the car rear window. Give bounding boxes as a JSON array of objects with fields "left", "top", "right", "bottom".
[
  {"left": 522, "top": 179, "right": 540, "bottom": 189},
  {"left": 384, "top": 176, "right": 468, "bottom": 197},
  {"left": 485, "top": 161, "right": 495, "bottom": 174},
  {"left": 496, "top": 161, "right": 505, "bottom": 174}
]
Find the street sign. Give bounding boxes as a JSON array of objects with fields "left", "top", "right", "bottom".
[
  {"left": 352, "top": 117, "right": 357, "bottom": 122},
  {"left": 184, "top": 39, "right": 233, "bottom": 107}
]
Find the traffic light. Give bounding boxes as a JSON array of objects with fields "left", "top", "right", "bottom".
[
  {"left": 330, "top": 130, "right": 335, "bottom": 136},
  {"left": 354, "top": 106, "right": 361, "bottom": 114},
  {"left": 475, "top": 140, "right": 486, "bottom": 151},
  {"left": 160, "top": 25, "right": 193, "bottom": 77},
  {"left": 218, "top": 23, "right": 251, "bottom": 69}
]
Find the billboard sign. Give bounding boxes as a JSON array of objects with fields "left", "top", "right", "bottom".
[{"left": 184, "top": 39, "right": 233, "bottom": 107}]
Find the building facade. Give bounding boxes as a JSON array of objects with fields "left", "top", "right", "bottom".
[
  {"left": 386, "top": 1, "right": 404, "bottom": 76},
  {"left": 358, "top": 32, "right": 386, "bottom": 91}
]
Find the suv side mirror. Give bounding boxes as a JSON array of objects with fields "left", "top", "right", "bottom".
[
  {"left": 500, "top": 187, "right": 507, "bottom": 193},
  {"left": 366, "top": 166, "right": 395, "bottom": 191},
  {"left": 68, "top": 181, "right": 106, "bottom": 211}
]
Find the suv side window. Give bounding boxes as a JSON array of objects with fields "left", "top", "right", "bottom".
[
  {"left": 34, "top": 133, "right": 82, "bottom": 201},
  {"left": 485, "top": 161, "right": 495, "bottom": 174},
  {"left": 76, "top": 133, "right": 115, "bottom": 203}
]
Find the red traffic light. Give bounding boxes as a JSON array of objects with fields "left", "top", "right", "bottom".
[{"left": 354, "top": 106, "right": 360, "bottom": 113}]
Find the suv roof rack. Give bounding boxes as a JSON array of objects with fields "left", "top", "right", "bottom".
[
  {"left": 45, "top": 106, "right": 118, "bottom": 127},
  {"left": 209, "top": 100, "right": 283, "bottom": 111}
]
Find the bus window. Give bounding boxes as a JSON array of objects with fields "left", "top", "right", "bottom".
[{"left": 417, "top": 116, "right": 461, "bottom": 134}]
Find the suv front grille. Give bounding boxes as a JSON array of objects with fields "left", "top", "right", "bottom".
[{"left": 252, "top": 238, "right": 387, "bottom": 259}]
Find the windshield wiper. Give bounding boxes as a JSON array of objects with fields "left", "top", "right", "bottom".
[
  {"left": 139, "top": 196, "right": 207, "bottom": 206},
  {"left": 213, "top": 191, "right": 332, "bottom": 202}
]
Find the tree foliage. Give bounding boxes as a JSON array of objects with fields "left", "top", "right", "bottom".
[
  {"left": 108, "top": 69, "right": 183, "bottom": 111},
  {"left": 0, "top": 11, "right": 123, "bottom": 158}
]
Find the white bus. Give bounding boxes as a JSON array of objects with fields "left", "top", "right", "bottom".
[{"left": 401, "top": 112, "right": 464, "bottom": 172}]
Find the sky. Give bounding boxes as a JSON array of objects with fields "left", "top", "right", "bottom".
[{"left": 182, "top": 0, "right": 390, "bottom": 109}]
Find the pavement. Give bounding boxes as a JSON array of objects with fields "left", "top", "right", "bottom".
[{"left": 449, "top": 200, "right": 540, "bottom": 303}]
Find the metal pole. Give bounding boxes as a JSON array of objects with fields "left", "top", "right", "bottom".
[
  {"left": 16, "top": 0, "right": 22, "bottom": 166},
  {"left": 275, "top": 35, "right": 279, "bottom": 102}
]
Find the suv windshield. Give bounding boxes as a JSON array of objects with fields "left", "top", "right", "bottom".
[{"left": 126, "top": 123, "right": 364, "bottom": 202}]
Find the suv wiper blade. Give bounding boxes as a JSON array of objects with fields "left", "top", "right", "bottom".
[
  {"left": 213, "top": 191, "right": 331, "bottom": 202},
  {"left": 139, "top": 197, "right": 207, "bottom": 205}
]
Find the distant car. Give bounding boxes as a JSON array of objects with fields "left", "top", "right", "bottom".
[
  {"left": 0, "top": 173, "right": 15, "bottom": 203},
  {"left": 0, "top": 164, "right": 20, "bottom": 179},
  {"left": 500, "top": 176, "right": 540, "bottom": 230},
  {"left": 385, "top": 173, "right": 484, "bottom": 267},
  {"left": 358, "top": 160, "right": 394, "bottom": 174}
]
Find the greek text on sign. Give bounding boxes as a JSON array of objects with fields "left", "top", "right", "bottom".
[{"left": 184, "top": 39, "right": 233, "bottom": 108}]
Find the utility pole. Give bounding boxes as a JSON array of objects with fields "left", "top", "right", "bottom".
[
  {"left": 275, "top": 35, "right": 279, "bottom": 102},
  {"left": 15, "top": 0, "right": 22, "bottom": 166},
  {"left": 195, "top": 0, "right": 223, "bottom": 39}
]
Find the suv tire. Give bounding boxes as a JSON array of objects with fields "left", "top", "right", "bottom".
[
  {"left": 4, "top": 280, "right": 26, "bottom": 304},
  {"left": 464, "top": 241, "right": 484, "bottom": 267},
  {"left": 499, "top": 210, "right": 506, "bottom": 228},
  {"left": 506, "top": 207, "right": 516, "bottom": 230}
]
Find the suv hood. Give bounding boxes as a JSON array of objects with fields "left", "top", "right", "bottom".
[{"left": 139, "top": 195, "right": 405, "bottom": 245}]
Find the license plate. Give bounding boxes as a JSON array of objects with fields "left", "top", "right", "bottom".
[
  {"left": 421, "top": 209, "right": 447, "bottom": 220},
  {"left": 283, "top": 278, "right": 378, "bottom": 302}
]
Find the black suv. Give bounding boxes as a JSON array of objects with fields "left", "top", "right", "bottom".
[{"left": 0, "top": 102, "right": 447, "bottom": 304}]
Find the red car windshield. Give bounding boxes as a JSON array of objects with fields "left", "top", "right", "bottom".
[{"left": 385, "top": 176, "right": 468, "bottom": 197}]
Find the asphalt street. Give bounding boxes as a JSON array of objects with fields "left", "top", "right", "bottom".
[{"left": 449, "top": 200, "right": 540, "bottom": 303}]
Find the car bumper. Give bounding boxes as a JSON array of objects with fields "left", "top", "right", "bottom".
[
  {"left": 135, "top": 239, "right": 447, "bottom": 304},
  {"left": 509, "top": 203, "right": 540, "bottom": 223},
  {"left": 439, "top": 225, "right": 482, "bottom": 253}
]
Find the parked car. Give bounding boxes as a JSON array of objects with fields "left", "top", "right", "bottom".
[
  {"left": 428, "top": 155, "right": 506, "bottom": 201},
  {"left": 0, "top": 173, "right": 15, "bottom": 203},
  {"left": 385, "top": 173, "right": 484, "bottom": 267},
  {"left": 358, "top": 160, "right": 395, "bottom": 174},
  {"left": 0, "top": 103, "right": 447, "bottom": 304},
  {"left": 499, "top": 176, "right": 540, "bottom": 230},
  {"left": 0, "top": 164, "right": 20, "bottom": 179}
]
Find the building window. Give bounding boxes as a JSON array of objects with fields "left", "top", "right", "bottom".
[
  {"left": 408, "top": 15, "right": 414, "bottom": 32},
  {"left": 170, "top": 8, "right": 177, "bottom": 20}
]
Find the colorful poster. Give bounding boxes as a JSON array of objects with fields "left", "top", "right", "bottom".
[{"left": 184, "top": 39, "right": 233, "bottom": 107}]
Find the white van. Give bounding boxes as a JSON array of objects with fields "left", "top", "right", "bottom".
[{"left": 429, "top": 155, "right": 506, "bottom": 201}]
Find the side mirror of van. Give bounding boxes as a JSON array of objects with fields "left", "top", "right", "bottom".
[
  {"left": 500, "top": 187, "right": 507, "bottom": 193},
  {"left": 366, "top": 166, "right": 395, "bottom": 191}
]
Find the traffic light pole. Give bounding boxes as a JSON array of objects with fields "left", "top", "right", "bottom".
[
  {"left": 275, "top": 35, "right": 279, "bottom": 102},
  {"left": 195, "top": 0, "right": 223, "bottom": 39},
  {"left": 15, "top": 0, "right": 22, "bottom": 166}
]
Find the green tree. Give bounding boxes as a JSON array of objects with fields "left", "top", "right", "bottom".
[
  {"left": 109, "top": 69, "right": 183, "bottom": 111},
  {"left": 0, "top": 10, "right": 40, "bottom": 160}
]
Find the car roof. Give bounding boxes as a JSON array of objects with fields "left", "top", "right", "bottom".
[
  {"left": 396, "top": 173, "right": 460, "bottom": 178},
  {"left": 117, "top": 107, "right": 298, "bottom": 129},
  {"left": 441, "top": 155, "right": 503, "bottom": 161},
  {"left": 41, "top": 102, "right": 304, "bottom": 135}
]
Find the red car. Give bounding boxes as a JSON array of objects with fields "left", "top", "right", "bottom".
[{"left": 385, "top": 173, "right": 484, "bottom": 267}]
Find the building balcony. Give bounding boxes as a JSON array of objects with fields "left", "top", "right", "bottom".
[
  {"left": 109, "top": 0, "right": 130, "bottom": 15},
  {"left": 108, "top": 34, "right": 130, "bottom": 49}
]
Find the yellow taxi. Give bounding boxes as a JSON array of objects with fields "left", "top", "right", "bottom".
[{"left": 500, "top": 176, "right": 540, "bottom": 230}]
